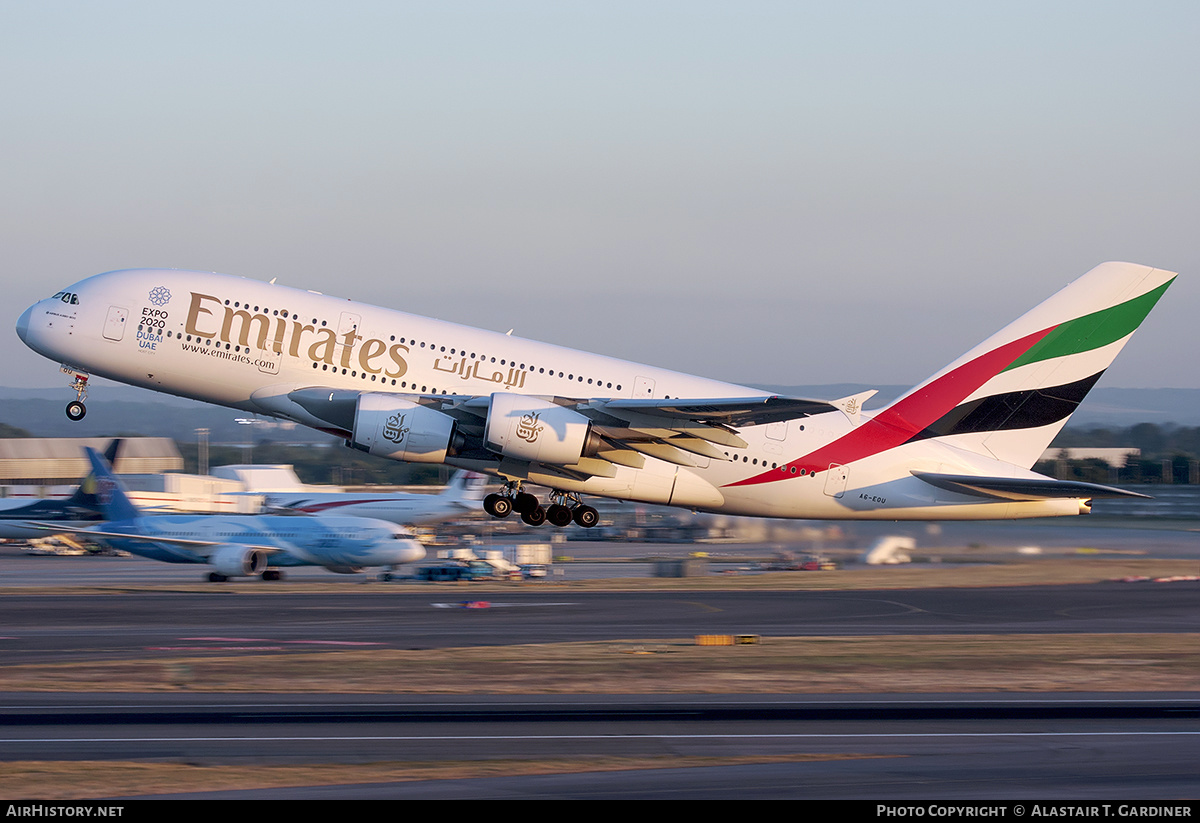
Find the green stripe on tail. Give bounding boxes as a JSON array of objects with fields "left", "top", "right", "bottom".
[{"left": 1002, "top": 278, "right": 1174, "bottom": 373}]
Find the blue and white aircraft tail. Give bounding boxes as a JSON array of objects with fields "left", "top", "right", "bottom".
[
  {"left": 0, "top": 440, "right": 124, "bottom": 539},
  {"left": 42, "top": 449, "right": 425, "bottom": 581}
]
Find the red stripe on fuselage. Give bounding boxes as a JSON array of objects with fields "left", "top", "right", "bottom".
[
  {"left": 286, "top": 499, "right": 391, "bottom": 513},
  {"left": 726, "top": 326, "right": 1054, "bottom": 488}
]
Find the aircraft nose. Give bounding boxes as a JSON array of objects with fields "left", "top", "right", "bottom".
[
  {"left": 15, "top": 305, "right": 32, "bottom": 345},
  {"left": 400, "top": 540, "right": 426, "bottom": 563}
]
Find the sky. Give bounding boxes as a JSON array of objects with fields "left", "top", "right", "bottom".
[{"left": 2, "top": 1, "right": 1197, "bottom": 392}]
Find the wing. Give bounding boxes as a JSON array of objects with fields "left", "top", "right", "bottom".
[
  {"left": 263, "top": 386, "right": 865, "bottom": 481},
  {"left": 25, "top": 522, "right": 284, "bottom": 556}
]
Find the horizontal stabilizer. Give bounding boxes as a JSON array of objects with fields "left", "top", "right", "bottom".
[{"left": 912, "top": 472, "right": 1151, "bottom": 501}]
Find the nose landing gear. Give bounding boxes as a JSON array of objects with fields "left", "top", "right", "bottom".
[{"left": 62, "top": 369, "right": 89, "bottom": 421}]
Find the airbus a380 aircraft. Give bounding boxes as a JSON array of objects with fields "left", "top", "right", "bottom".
[{"left": 17, "top": 262, "right": 1175, "bottom": 526}]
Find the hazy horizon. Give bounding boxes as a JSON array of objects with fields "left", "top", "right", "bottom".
[{"left": 3, "top": 2, "right": 1196, "bottom": 391}]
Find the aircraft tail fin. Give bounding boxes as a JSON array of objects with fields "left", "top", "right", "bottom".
[
  {"left": 64, "top": 439, "right": 123, "bottom": 509},
  {"left": 877, "top": 262, "right": 1176, "bottom": 469},
  {"left": 443, "top": 470, "right": 488, "bottom": 503},
  {"left": 82, "top": 447, "right": 142, "bottom": 522}
]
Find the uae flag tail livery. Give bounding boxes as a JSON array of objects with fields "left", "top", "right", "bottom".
[{"left": 729, "top": 261, "right": 1174, "bottom": 512}]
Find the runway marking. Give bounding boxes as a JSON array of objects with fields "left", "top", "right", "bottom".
[
  {"left": 6, "top": 731, "right": 1199, "bottom": 744},
  {"left": 149, "top": 646, "right": 284, "bottom": 651},
  {"left": 182, "top": 637, "right": 384, "bottom": 646},
  {"left": 431, "top": 602, "right": 578, "bottom": 609}
]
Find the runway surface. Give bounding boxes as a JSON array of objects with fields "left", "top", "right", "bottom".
[
  {"left": 2, "top": 693, "right": 1198, "bottom": 799},
  {"left": 3, "top": 582, "right": 1199, "bottom": 664},
  {"left": 3, "top": 542, "right": 1197, "bottom": 799}
]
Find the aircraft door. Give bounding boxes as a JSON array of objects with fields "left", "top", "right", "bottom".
[
  {"left": 257, "top": 345, "right": 281, "bottom": 375},
  {"left": 102, "top": 307, "right": 128, "bottom": 341},
  {"left": 337, "top": 312, "right": 361, "bottom": 362},
  {"left": 823, "top": 463, "right": 849, "bottom": 498},
  {"left": 633, "top": 376, "right": 655, "bottom": 398}
]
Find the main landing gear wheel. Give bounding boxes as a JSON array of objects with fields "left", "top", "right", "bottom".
[
  {"left": 66, "top": 401, "right": 86, "bottom": 421},
  {"left": 572, "top": 505, "right": 599, "bottom": 528},
  {"left": 262, "top": 569, "right": 285, "bottom": 581},
  {"left": 483, "top": 493, "right": 512, "bottom": 518},
  {"left": 207, "top": 572, "right": 228, "bottom": 582},
  {"left": 546, "top": 504, "right": 573, "bottom": 528},
  {"left": 513, "top": 492, "right": 540, "bottom": 515},
  {"left": 520, "top": 505, "right": 547, "bottom": 526}
]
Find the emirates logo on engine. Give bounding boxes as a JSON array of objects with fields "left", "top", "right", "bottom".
[
  {"left": 515, "top": 412, "right": 543, "bottom": 443},
  {"left": 383, "top": 412, "right": 409, "bottom": 444}
]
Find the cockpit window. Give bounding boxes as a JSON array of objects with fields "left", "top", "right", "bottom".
[{"left": 51, "top": 292, "right": 79, "bottom": 305}]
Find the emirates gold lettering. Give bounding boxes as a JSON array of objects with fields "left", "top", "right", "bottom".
[
  {"left": 222, "top": 308, "right": 271, "bottom": 350},
  {"left": 338, "top": 330, "right": 359, "bottom": 368},
  {"left": 358, "top": 338, "right": 386, "bottom": 374},
  {"left": 385, "top": 344, "right": 409, "bottom": 378},
  {"left": 184, "top": 291, "right": 409, "bottom": 376}
]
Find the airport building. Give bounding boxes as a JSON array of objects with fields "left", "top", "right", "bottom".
[{"left": 0, "top": 437, "right": 181, "bottom": 487}]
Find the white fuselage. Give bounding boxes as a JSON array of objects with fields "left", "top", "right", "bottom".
[
  {"left": 17, "top": 268, "right": 1085, "bottom": 521},
  {"left": 91, "top": 512, "right": 425, "bottom": 570},
  {"left": 264, "top": 491, "right": 474, "bottom": 525}
]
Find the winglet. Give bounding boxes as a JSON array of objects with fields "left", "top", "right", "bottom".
[
  {"left": 832, "top": 390, "right": 878, "bottom": 427},
  {"left": 443, "top": 470, "right": 488, "bottom": 504}
]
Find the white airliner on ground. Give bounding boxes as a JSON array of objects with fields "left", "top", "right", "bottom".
[
  {"left": 262, "top": 470, "right": 488, "bottom": 525},
  {"left": 17, "top": 262, "right": 1175, "bottom": 526},
  {"left": 41, "top": 449, "right": 426, "bottom": 581}
]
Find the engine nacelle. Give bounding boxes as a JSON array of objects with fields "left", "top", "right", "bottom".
[
  {"left": 351, "top": 394, "right": 459, "bottom": 463},
  {"left": 209, "top": 544, "right": 269, "bottom": 578},
  {"left": 485, "top": 393, "right": 599, "bottom": 465}
]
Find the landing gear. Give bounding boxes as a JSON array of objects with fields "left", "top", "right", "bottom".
[
  {"left": 483, "top": 483, "right": 599, "bottom": 529},
  {"left": 513, "top": 492, "right": 539, "bottom": 515},
  {"left": 207, "top": 572, "right": 228, "bottom": 582},
  {"left": 520, "top": 505, "right": 546, "bottom": 526},
  {"left": 548, "top": 490, "right": 598, "bottom": 528},
  {"left": 483, "top": 493, "right": 513, "bottom": 518},
  {"left": 546, "top": 503, "right": 573, "bottom": 527},
  {"left": 572, "top": 504, "right": 599, "bottom": 528},
  {"left": 63, "top": 369, "right": 89, "bottom": 421},
  {"left": 262, "top": 569, "right": 285, "bottom": 581}
]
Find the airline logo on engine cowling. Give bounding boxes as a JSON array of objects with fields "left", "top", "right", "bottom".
[
  {"left": 383, "top": 413, "right": 409, "bottom": 444},
  {"left": 184, "top": 292, "right": 409, "bottom": 377},
  {"left": 515, "top": 412, "right": 543, "bottom": 443}
]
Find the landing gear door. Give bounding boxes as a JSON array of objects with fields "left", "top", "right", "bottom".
[
  {"left": 823, "top": 463, "right": 849, "bottom": 498},
  {"left": 102, "top": 307, "right": 128, "bottom": 342}
]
